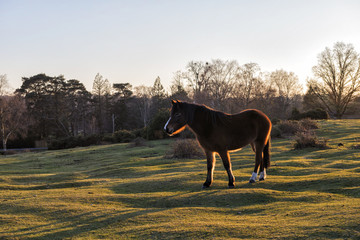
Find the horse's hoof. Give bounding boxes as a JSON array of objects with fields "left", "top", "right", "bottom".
[
  {"left": 259, "top": 177, "right": 265, "bottom": 181},
  {"left": 228, "top": 185, "right": 235, "bottom": 189},
  {"left": 249, "top": 179, "right": 256, "bottom": 184},
  {"left": 202, "top": 184, "right": 210, "bottom": 190}
]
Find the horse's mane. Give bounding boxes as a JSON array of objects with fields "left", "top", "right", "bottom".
[{"left": 182, "top": 102, "right": 228, "bottom": 126}]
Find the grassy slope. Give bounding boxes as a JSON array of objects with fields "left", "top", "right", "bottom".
[{"left": 0, "top": 120, "right": 359, "bottom": 239}]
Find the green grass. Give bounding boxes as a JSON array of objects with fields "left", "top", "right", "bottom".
[{"left": 1, "top": 120, "right": 360, "bottom": 239}]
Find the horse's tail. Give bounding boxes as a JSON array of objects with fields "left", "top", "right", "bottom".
[{"left": 263, "top": 137, "right": 271, "bottom": 169}]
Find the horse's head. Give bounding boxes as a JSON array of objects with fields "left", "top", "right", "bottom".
[{"left": 164, "top": 100, "right": 187, "bottom": 136}]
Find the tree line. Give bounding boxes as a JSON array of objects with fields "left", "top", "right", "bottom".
[{"left": 1, "top": 42, "right": 360, "bottom": 150}]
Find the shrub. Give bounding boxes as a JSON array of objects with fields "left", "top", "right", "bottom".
[
  {"left": 82, "top": 135, "right": 103, "bottom": 146},
  {"left": 113, "top": 130, "right": 136, "bottom": 143},
  {"left": 146, "top": 109, "right": 170, "bottom": 140},
  {"left": 165, "top": 139, "right": 205, "bottom": 159},
  {"left": 277, "top": 120, "right": 305, "bottom": 136},
  {"left": 351, "top": 138, "right": 360, "bottom": 150},
  {"left": 127, "top": 137, "right": 148, "bottom": 148},
  {"left": 299, "top": 118, "right": 318, "bottom": 130},
  {"left": 0, "top": 150, "right": 18, "bottom": 155},
  {"left": 352, "top": 145, "right": 360, "bottom": 150},
  {"left": 132, "top": 128, "right": 147, "bottom": 138},
  {"left": 102, "top": 134, "right": 116, "bottom": 143},
  {"left": 303, "top": 108, "right": 329, "bottom": 120},
  {"left": 290, "top": 108, "right": 329, "bottom": 120},
  {"left": 48, "top": 134, "right": 102, "bottom": 150},
  {"left": 290, "top": 108, "right": 301, "bottom": 120},
  {"left": 271, "top": 125, "right": 282, "bottom": 138},
  {"left": 271, "top": 118, "right": 281, "bottom": 126},
  {"left": 294, "top": 131, "right": 329, "bottom": 149},
  {"left": 274, "top": 119, "right": 318, "bottom": 138},
  {"left": 7, "top": 136, "right": 36, "bottom": 149}
]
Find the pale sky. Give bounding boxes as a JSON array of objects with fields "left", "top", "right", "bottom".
[{"left": 1, "top": 0, "right": 360, "bottom": 92}]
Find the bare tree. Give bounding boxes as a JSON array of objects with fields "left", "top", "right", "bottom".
[
  {"left": 92, "top": 73, "right": 111, "bottom": 98},
  {"left": 268, "top": 69, "right": 302, "bottom": 118},
  {"left": 134, "top": 85, "right": 152, "bottom": 127},
  {"left": 151, "top": 76, "right": 166, "bottom": 99},
  {"left": 234, "top": 63, "right": 262, "bottom": 108},
  {"left": 92, "top": 73, "right": 111, "bottom": 133},
  {"left": 170, "top": 70, "right": 189, "bottom": 101},
  {"left": 184, "top": 61, "right": 212, "bottom": 103},
  {"left": 0, "top": 95, "right": 28, "bottom": 151},
  {"left": 208, "top": 59, "right": 240, "bottom": 110},
  {"left": 270, "top": 69, "right": 302, "bottom": 99},
  {"left": 309, "top": 42, "right": 360, "bottom": 118},
  {"left": 0, "top": 74, "right": 11, "bottom": 96}
]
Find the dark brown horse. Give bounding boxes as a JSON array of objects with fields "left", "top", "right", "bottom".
[{"left": 164, "top": 100, "right": 272, "bottom": 188}]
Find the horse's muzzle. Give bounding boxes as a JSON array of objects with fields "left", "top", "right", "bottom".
[
  {"left": 164, "top": 127, "right": 174, "bottom": 135},
  {"left": 164, "top": 117, "right": 174, "bottom": 135}
]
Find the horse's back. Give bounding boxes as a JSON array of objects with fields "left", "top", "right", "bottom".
[
  {"left": 235, "top": 109, "right": 270, "bottom": 120},
  {"left": 231, "top": 109, "right": 271, "bottom": 130},
  {"left": 208, "top": 109, "right": 271, "bottom": 151},
  {"left": 241, "top": 109, "right": 271, "bottom": 144}
]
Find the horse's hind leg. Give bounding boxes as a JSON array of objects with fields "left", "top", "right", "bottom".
[
  {"left": 250, "top": 142, "right": 256, "bottom": 152},
  {"left": 218, "top": 150, "right": 235, "bottom": 188},
  {"left": 203, "top": 151, "right": 216, "bottom": 189},
  {"left": 249, "top": 141, "right": 264, "bottom": 183},
  {"left": 259, "top": 138, "right": 270, "bottom": 181},
  {"left": 250, "top": 142, "right": 266, "bottom": 181},
  {"left": 259, "top": 168, "right": 266, "bottom": 181},
  {"left": 259, "top": 157, "right": 266, "bottom": 181}
]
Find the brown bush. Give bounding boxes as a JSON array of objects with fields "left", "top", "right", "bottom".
[
  {"left": 352, "top": 145, "right": 360, "bottom": 150},
  {"left": 294, "top": 131, "right": 329, "bottom": 149},
  {"left": 277, "top": 120, "right": 305, "bottom": 136},
  {"left": 299, "top": 118, "right": 319, "bottom": 130},
  {"left": 275, "top": 119, "right": 318, "bottom": 138},
  {"left": 351, "top": 138, "right": 360, "bottom": 150},
  {"left": 165, "top": 139, "right": 205, "bottom": 159}
]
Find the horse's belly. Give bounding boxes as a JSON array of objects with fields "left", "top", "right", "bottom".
[
  {"left": 228, "top": 142, "right": 247, "bottom": 151},
  {"left": 198, "top": 131, "right": 254, "bottom": 152},
  {"left": 226, "top": 136, "right": 254, "bottom": 151}
]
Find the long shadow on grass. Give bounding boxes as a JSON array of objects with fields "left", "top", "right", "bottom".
[
  {"left": 260, "top": 176, "right": 360, "bottom": 198},
  {"left": 0, "top": 181, "right": 93, "bottom": 190},
  {"left": 110, "top": 167, "right": 360, "bottom": 210},
  {"left": 269, "top": 167, "right": 332, "bottom": 176},
  {"left": 111, "top": 175, "right": 278, "bottom": 209},
  {"left": 1, "top": 207, "right": 163, "bottom": 240},
  {"left": 303, "top": 222, "right": 360, "bottom": 239},
  {"left": 87, "top": 160, "right": 203, "bottom": 179},
  {"left": 112, "top": 189, "right": 277, "bottom": 209}
]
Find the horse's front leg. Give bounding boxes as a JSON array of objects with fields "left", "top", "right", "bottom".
[
  {"left": 218, "top": 150, "right": 235, "bottom": 188},
  {"left": 203, "top": 151, "right": 216, "bottom": 189}
]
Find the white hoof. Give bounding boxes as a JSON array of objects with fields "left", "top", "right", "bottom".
[
  {"left": 259, "top": 170, "right": 266, "bottom": 181},
  {"left": 249, "top": 172, "right": 257, "bottom": 183}
]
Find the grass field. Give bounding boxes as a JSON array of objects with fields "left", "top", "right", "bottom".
[{"left": 1, "top": 120, "right": 360, "bottom": 239}]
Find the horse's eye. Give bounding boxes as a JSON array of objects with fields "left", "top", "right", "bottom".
[{"left": 174, "top": 113, "right": 181, "bottom": 118}]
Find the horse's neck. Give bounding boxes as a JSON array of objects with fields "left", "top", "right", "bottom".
[{"left": 186, "top": 106, "right": 210, "bottom": 137}]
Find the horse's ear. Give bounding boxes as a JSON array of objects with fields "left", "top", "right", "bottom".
[{"left": 171, "top": 100, "right": 181, "bottom": 105}]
